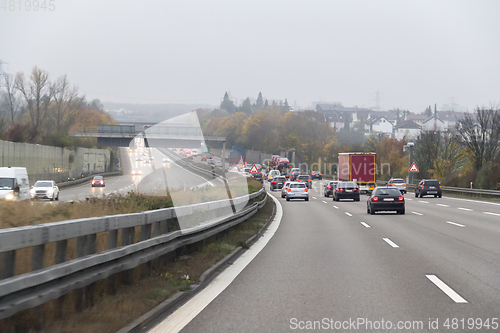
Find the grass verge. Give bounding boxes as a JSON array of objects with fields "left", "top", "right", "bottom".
[{"left": 2, "top": 194, "right": 275, "bottom": 333}]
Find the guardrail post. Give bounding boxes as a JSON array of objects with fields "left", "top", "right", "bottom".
[
  {"left": 140, "top": 225, "right": 151, "bottom": 241},
  {"left": 108, "top": 230, "right": 118, "bottom": 249},
  {"left": 87, "top": 234, "right": 96, "bottom": 255},
  {"left": 76, "top": 236, "right": 87, "bottom": 258},
  {"left": 2, "top": 250, "right": 15, "bottom": 279},
  {"left": 152, "top": 221, "right": 160, "bottom": 237},
  {"left": 55, "top": 240, "right": 67, "bottom": 264},
  {"left": 32, "top": 244, "right": 45, "bottom": 271}
]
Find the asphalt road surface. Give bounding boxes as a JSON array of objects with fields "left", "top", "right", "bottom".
[{"left": 148, "top": 180, "right": 500, "bottom": 333}]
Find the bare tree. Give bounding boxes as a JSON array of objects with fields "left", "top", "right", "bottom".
[
  {"left": 53, "top": 75, "right": 83, "bottom": 132},
  {"left": 14, "top": 66, "right": 54, "bottom": 132},
  {"left": 1, "top": 74, "right": 22, "bottom": 126},
  {"left": 457, "top": 107, "right": 500, "bottom": 170}
]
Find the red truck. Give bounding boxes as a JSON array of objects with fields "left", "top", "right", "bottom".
[{"left": 338, "top": 153, "right": 377, "bottom": 194}]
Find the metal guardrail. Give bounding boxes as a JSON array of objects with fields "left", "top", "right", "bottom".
[
  {"left": 0, "top": 187, "right": 266, "bottom": 320},
  {"left": 377, "top": 180, "right": 500, "bottom": 197}
]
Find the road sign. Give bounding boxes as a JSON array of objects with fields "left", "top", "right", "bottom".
[
  {"left": 408, "top": 162, "right": 419, "bottom": 173},
  {"left": 249, "top": 164, "right": 259, "bottom": 173}
]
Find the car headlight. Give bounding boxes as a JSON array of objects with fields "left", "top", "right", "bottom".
[
  {"left": 30, "top": 188, "right": 35, "bottom": 194},
  {"left": 5, "top": 193, "right": 14, "bottom": 200},
  {"left": 46, "top": 188, "right": 54, "bottom": 194}
]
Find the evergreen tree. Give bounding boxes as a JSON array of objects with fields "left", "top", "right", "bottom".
[
  {"left": 241, "top": 97, "right": 252, "bottom": 114},
  {"left": 220, "top": 92, "right": 236, "bottom": 114},
  {"left": 284, "top": 99, "right": 290, "bottom": 112},
  {"left": 256, "top": 92, "right": 263, "bottom": 109},
  {"left": 264, "top": 100, "right": 269, "bottom": 107},
  {"left": 424, "top": 105, "right": 432, "bottom": 118}
]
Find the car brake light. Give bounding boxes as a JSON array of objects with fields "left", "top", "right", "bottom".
[
  {"left": 421, "top": 185, "right": 424, "bottom": 189},
  {"left": 354, "top": 188, "right": 358, "bottom": 191},
  {"left": 288, "top": 188, "right": 291, "bottom": 192},
  {"left": 337, "top": 188, "right": 342, "bottom": 191},
  {"left": 398, "top": 196, "right": 404, "bottom": 201},
  {"left": 372, "top": 196, "right": 379, "bottom": 201},
  {"left": 327, "top": 186, "right": 331, "bottom": 189},
  {"left": 439, "top": 184, "right": 442, "bottom": 188},
  {"left": 369, "top": 186, "right": 374, "bottom": 190},
  {"left": 271, "top": 181, "right": 276, "bottom": 184},
  {"left": 319, "top": 174, "right": 322, "bottom": 176},
  {"left": 304, "top": 188, "right": 308, "bottom": 192}
]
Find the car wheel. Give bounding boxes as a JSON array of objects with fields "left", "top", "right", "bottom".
[
  {"left": 434, "top": 194, "right": 437, "bottom": 198},
  {"left": 438, "top": 194, "right": 442, "bottom": 198},
  {"left": 50, "top": 196, "right": 54, "bottom": 201},
  {"left": 305, "top": 197, "right": 309, "bottom": 201},
  {"left": 399, "top": 208, "right": 405, "bottom": 215},
  {"left": 419, "top": 193, "right": 424, "bottom": 198},
  {"left": 286, "top": 197, "right": 290, "bottom": 201},
  {"left": 415, "top": 192, "right": 418, "bottom": 198},
  {"left": 370, "top": 207, "right": 376, "bottom": 215},
  {"left": 354, "top": 197, "right": 360, "bottom": 202},
  {"left": 367, "top": 204, "right": 370, "bottom": 214},
  {"left": 56, "top": 193, "right": 59, "bottom": 201},
  {"left": 281, "top": 194, "right": 285, "bottom": 198}
]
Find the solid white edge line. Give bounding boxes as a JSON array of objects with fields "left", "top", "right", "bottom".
[
  {"left": 426, "top": 275, "right": 468, "bottom": 303},
  {"left": 446, "top": 221, "right": 465, "bottom": 228},
  {"left": 148, "top": 194, "right": 283, "bottom": 333},
  {"left": 360, "top": 222, "right": 371, "bottom": 228},
  {"left": 484, "top": 212, "right": 500, "bottom": 217},
  {"left": 345, "top": 212, "right": 352, "bottom": 216},
  {"left": 443, "top": 196, "right": 500, "bottom": 206},
  {"left": 383, "top": 238, "right": 399, "bottom": 248}
]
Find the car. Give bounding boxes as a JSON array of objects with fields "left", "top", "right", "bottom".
[
  {"left": 251, "top": 172, "right": 264, "bottom": 183},
  {"left": 0, "top": 167, "right": 30, "bottom": 201},
  {"left": 162, "top": 157, "right": 170, "bottom": 163},
  {"left": 132, "top": 170, "right": 142, "bottom": 175},
  {"left": 311, "top": 171, "right": 323, "bottom": 180},
  {"left": 30, "top": 180, "right": 59, "bottom": 201},
  {"left": 333, "top": 181, "right": 360, "bottom": 201},
  {"left": 208, "top": 159, "right": 215, "bottom": 165},
  {"left": 270, "top": 176, "right": 286, "bottom": 191},
  {"left": 387, "top": 178, "right": 407, "bottom": 194},
  {"left": 415, "top": 179, "right": 442, "bottom": 198},
  {"left": 285, "top": 182, "right": 309, "bottom": 201},
  {"left": 186, "top": 153, "right": 193, "bottom": 159},
  {"left": 290, "top": 168, "right": 300, "bottom": 181},
  {"left": 281, "top": 181, "right": 291, "bottom": 198},
  {"left": 367, "top": 186, "right": 405, "bottom": 214},
  {"left": 296, "top": 175, "right": 312, "bottom": 188},
  {"left": 267, "top": 170, "right": 280, "bottom": 182},
  {"left": 201, "top": 155, "right": 207, "bottom": 161},
  {"left": 135, "top": 157, "right": 142, "bottom": 161},
  {"left": 324, "top": 180, "right": 338, "bottom": 197},
  {"left": 216, "top": 161, "right": 223, "bottom": 167},
  {"left": 91, "top": 175, "right": 105, "bottom": 187}
]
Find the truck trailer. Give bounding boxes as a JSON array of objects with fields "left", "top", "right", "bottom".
[{"left": 338, "top": 153, "right": 377, "bottom": 194}]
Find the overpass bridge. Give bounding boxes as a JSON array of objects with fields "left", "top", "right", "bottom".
[{"left": 69, "top": 124, "right": 225, "bottom": 148}]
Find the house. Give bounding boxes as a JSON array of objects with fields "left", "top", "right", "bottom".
[
  {"left": 437, "top": 111, "right": 466, "bottom": 131},
  {"left": 406, "top": 113, "right": 429, "bottom": 126},
  {"left": 422, "top": 116, "right": 446, "bottom": 131},
  {"left": 365, "top": 116, "right": 394, "bottom": 135},
  {"left": 316, "top": 103, "right": 373, "bottom": 131},
  {"left": 395, "top": 120, "right": 421, "bottom": 140}
]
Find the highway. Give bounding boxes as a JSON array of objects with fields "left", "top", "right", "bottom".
[
  {"left": 57, "top": 148, "right": 222, "bottom": 202},
  {"left": 148, "top": 180, "right": 500, "bottom": 333}
]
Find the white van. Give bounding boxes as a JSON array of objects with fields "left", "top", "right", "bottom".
[{"left": 0, "top": 167, "right": 30, "bottom": 201}]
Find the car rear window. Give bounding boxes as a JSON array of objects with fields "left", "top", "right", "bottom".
[
  {"left": 290, "top": 183, "right": 306, "bottom": 188},
  {"left": 375, "top": 188, "right": 401, "bottom": 195},
  {"left": 392, "top": 179, "right": 404, "bottom": 183},
  {"left": 338, "top": 182, "right": 356, "bottom": 187},
  {"left": 297, "top": 175, "right": 310, "bottom": 180},
  {"left": 424, "top": 180, "right": 440, "bottom": 186},
  {"left": 275, "top": 177, "right": 286, "bottom": 181}
]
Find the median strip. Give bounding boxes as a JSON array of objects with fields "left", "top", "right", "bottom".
[
  {"left": 383, "top": 238, "right": 399, "bottom": 248},
  {"left": 446, "top": 221, "right": 465, "bottom": 228},
  {"left": 426, "top": 275, "right": 468, "bottom": 303}
]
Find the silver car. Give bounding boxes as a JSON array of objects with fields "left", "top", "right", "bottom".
[
  {"left": 281, "top": 181, "right": 291, "bottom": 198},
  {"left": 285, "top": 182, "right": 309, "bottom": 201},
  {"left": 387, "top": 178, "right": 407, "bottom": 194},
  {"left": 30, "top": 180, "right": 60, "bottom": 201}
]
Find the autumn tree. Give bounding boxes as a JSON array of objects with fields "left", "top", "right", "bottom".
[
  {"left": 1, "top": 74, "right": 22, "bottom": 126},
  {"left": 15, "top": 66, "right": 54, "bottom": 133}
]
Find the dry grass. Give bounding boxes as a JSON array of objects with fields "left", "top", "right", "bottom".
[{"left": 3, "top": 195, "right": 274, "bottom": 333}]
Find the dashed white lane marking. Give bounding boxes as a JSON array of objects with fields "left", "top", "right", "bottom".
[
  {"left": 420, "top": 201, "right": 429, "bottom": 204},
  {"left": 412, "top": 212, "right": 423, "bottom": 215},
  {"left": 457, "top": 207, "right": 473, "bottom": 211},
  {"left": 313, "top": 197, "right": 317, "bottom": 199},
  {"left": 345, "top": 212, "right": 352, "bottom": 217},
  {"left": 426, "top": 275, "right": 468, "bottom": 303},
  {"left": 446, "top": 221, "right": 465, "bottom": 228},
  {"left": 405, "top": 198, "right": 413, "bottom": 201},
  {"left": 333, "top": 206, "right": 339, "bottom": 209},
  {"left": 383, "top": 238, "right": 399, "bottom": 248},
  {"left": 484, "top": 212, "right": 500, "bottom": 217},
  {"left": 322, "top": 200, "right": 327, "bottom": 204},
  {"left": 436, "top": 203, "right": 449, "bottom": 207},
  {"left": 360, "top": 222, "right": 371, "bottom": 228}
]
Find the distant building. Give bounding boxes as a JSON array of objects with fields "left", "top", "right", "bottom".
[
  {"left": 422, "top": 116, "right": 446, "bottom": 131},
  {"left": 395, "top": 120, "right": 421, "bottom": 140},
  {"left": 365, "top": 116, "right": 394, "bottom": 135}
]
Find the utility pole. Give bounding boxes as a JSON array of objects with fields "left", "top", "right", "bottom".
[{"left": 404, "top": 142, "right": 415, "bottom": 184}]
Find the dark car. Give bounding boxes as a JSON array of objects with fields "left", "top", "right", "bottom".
[
  {"left": 251, "top": 172, "right": 264, "bottom": 184},
  {"left": 324, "top": 181, "right": 338, "bottom": 197},
  {"left": 207, "top": 159, "right": 215, "bottom": 165},
  {"left": 311, "top": 171, "right": 323, "bottom": 180},
  {"left": 367, "top": 187, "right": 405, "bottom": 214},
  {"left": 296, "top": 175, "right": 312, "bottom": 188},
  {"left": 333, "top": 181, "right": 360, "bottom": 201},
  {"left": 415, "top": 179, "right": 442, "bottom": 198},
  {"left": 270, "top": 176, "right": 287, "bottom": 191},
  {"left": 91, "top": 175, "right": 105, "bottom": 187}
]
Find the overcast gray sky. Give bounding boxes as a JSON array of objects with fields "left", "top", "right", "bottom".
[{"left": 1, "top": 0, "right": 499, "bottom": 112}]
